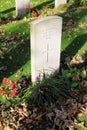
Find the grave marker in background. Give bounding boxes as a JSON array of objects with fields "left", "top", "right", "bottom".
[
  {"left": 15, "top": 0, "right": 30, "bottom": 16},
  {"left": 30, "top": 16, "right": 62, "bottom": 82},
  {"left": 55, "top": 0, "right": 67, "bottom": 8}
]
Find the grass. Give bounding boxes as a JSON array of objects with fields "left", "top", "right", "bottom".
[
  {"left": 0, "top": 1, "right": 87, "bottom": 81},
  {"left": 0, "top": 0, "right": 87, "bottom": 82},
  {"left": 0, "top": 0, "right": 54, "bottom": 82},
  {"left": 0, "top": 0, "right": 15, "bottom": 13},
  {"left": 61, "top": 7, "right": 87, "bottom": 57},
  {"left": 0, "top": 1, "right": 87, "bottom": 129},
  {"left": 0, "top": 20, "right": 31, "bottom": 82}
]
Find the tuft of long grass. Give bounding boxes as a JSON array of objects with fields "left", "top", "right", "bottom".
[{"left": 22, "top": 74, "right": 70, "bottom": 106}]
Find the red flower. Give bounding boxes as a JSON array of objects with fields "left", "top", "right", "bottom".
[
  {"left": 32, "top": 10, "right": 39, "bottom": 17},
  {"left": 9, "top": 80, "right": 17, "bottom": 88},
  {"left": 12, "top": 88, "right": 17, "bottom": 96},
  {"left": 0, "top": 89, "right": 5, "bottom": 94},
  {"left": 2, "top": 78, "right": 9, "bottom": 86},
  {"left": 26, "top": 7, "right": 31, "bottom": 11}
]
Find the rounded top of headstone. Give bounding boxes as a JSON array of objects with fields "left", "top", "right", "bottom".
[{"left": 31, "top": 16, "right": 62, "bottom": 25}]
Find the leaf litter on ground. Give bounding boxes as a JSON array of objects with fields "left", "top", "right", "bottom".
[{"left": 0, "top": 2, "right": 87, "bottom": 130}]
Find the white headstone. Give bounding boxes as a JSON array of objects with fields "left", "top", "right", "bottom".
[
  {"left": 55, "top": 0, "right": 67, "bottom": 8},
  {"left": 30, "top": 16, "right": 62, "bottom": 82},
  {"left": 15, "top": 0, "right": 30, "bottom": 16}
]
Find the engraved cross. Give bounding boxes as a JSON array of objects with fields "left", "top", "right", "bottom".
[{"left": 42, "top": 43, "right": 49, "bottom": 63}]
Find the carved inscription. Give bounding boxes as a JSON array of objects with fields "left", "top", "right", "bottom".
[
  {"left": 38, "top": 22, "right": 60, "bottom": 65},
  {"left": 31, "top": 16, "right": 62, "bottom": 82}
]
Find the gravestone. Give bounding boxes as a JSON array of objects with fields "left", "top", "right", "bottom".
[
  {"left": 55, "top": 0, "right": 67, "bottom": 8},
  {"left": 15, "top": 0, "right": 30, "bottom": 16},
  {"left": 30, "top": 16, "right": 62, "bottom": 82}
]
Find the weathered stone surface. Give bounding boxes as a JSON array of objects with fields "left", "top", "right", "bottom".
[{"left": 30, "top": 16, "right": 62, "bottom": 82}]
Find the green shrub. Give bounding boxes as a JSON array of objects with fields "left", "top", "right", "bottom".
[
  {"left": 72, "top": 0, "right": 87, "bottom": 6},
  {"left": 22, "top": 67, "right": 87, "bottom": 106},
  {"left": 80, "top": 0, "right": 87, "bottom": 5},
  {"left": 23, "top": 76, "right": 70, "bottom": 106}
]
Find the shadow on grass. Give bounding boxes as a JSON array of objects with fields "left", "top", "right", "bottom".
[
  {"left": 17, "top": 64, "right": 87, "bottom": 129},
  {"left": 0, "top": 0, "right": 54, "bottom": 25},
  {"left": 62, "top": 33, "right": 87, "bottom": 56},
  {"left": 61, "top": 33, "right": 87, "bottom": 69},
  {"left": 0, "top": 38, "right": 30, "bottom": 83},
  {"left": 60, "top": 8, "right": 87, "bottom": 31},
  {"left": 1, "top": 2, "right": 87, "bottom": 83},
  {"left": 0, "top": 7, "right": 15, "bottom": 14},
  {"left": 32, "top": 0, "right": 54, "bottom": 10},
  {"left": 58, "top": 4, "right": 87, "bottom": 60}
]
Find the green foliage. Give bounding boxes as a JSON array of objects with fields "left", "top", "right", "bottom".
[
  {"left": 80, "top": 0, "right": 87, "bottom": 5},
  {"left": 75, "top": 125, "right": 87, "bottom": 130},
  {"left": 23, "top": 76, "right": 70, "bottom": 106},
  {"left": 0, "top": 0, "right": 87, "bottom": 129},
  {"left": 77, "top": 115, "right": 87, "bottom": 127},
  {"left": 0, "top": 95, "right": 11, "bottom": 107},
  {"left": 0, "top": 78, "right": 21, "bottom": 109},
  {"left": 81, "top": 69, "right": 87, "bottom": 79},
  {"left": 61, "top": 67, "right": 87, "bottom": 91},
  {"left": 60, "top": 68, "right": 79, "bottom": 90},
  {"left": 71, "top": 0, "right": 87, "bottom": 6},
  {"left": 57, "top": 4, "right": 69, "bottom": 11},
  {"left": 11, "top": 96, "right": 21, "bottom": 107},
  {"left": 23, "top": 67, "right": 87, "bottom": 106}
]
